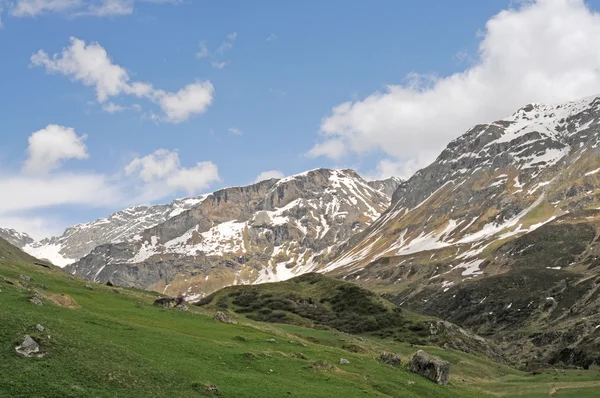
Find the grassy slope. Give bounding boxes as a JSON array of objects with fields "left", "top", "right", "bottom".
[{"left": 0, "top": 239, "right": 598, "bottom": 397}]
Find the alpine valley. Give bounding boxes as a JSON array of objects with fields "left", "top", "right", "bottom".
[{"left": 7, "top": 94, "right": 600, "bottom": 373}]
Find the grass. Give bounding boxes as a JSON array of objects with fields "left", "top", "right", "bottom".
[{"left": 1, "top": 238, "right": 599, "bottom": 397}]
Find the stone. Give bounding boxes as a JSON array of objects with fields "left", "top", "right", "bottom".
[
  {"left": 35, "top": 324, "right": 45, "bottom": 332},
  {"left": 85, "top": 285, "right": 94, "bottom": 290},
  {"left": 380, "top": 352, "right": 402, "bottom": 366},
  {"left": 214, "top": 311, "right": 237, "bottom": 324},
  {"left": 20, "top": 275, "right": 33, "bottom": 281},
  {"left": 409, "top": 350, "right": 450, "bottom": 386},
  {"left": 153, "top": 296, "right": 184, "bottom": 309},
  {"left": 15, "top": 335, "right": 41, "bottom": 357},
  {"left": 266, "top": 339, "right": 278, "bottom": 344},
  {"left": 339, "top": 358, "right": 350, "bottom": 365},
  {"left": 29, "top": 297, "right": 43, "bottom": 306}
]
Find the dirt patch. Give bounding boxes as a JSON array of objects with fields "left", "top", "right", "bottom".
[{"left": 45, "top": 293, "right": 80, "bottom": 309}]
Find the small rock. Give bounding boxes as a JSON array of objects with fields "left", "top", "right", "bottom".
[
  {"left": 339, "top": 358, "right": 350, "bottom": 365},
  {"left": 380, "top": 352, "right": 402, "bottom": 366},
  {"left": 408, "top": 381, "right": 415, "bottom": 385},
  {"left": 29, "top": 297, "right": 43, "bottom": 306},
  {"left": 85, "top": 285, "right": 93, "bottom": 290},
  {"left": 266, "top": 339, "right": 278, "bottom": 344},
  {"left": 20, "top": 275, "right": 33, "bottom": 281},
  {"left": 15, "top": 335, "right": 41, "bottom": 357},
  {"left": 35, "top": 324, "right": 45, "bottom": 332},
  {"left": 214, "top": 311, "right": 237, "bottom": 324},
  {"left": 176, "top": 304, "right": 189, "bottom": 311},
  {"left": 204, "top": 385, "right": 219, "bottom": 393},
  {"left": 409, "top": 350, "right": 451, "bottom": 386}
]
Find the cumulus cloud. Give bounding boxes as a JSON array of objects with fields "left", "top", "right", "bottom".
[
  {"left": 310, "top": 0, "right": 600, "bottom": 178},
  {"left": 23, "top": 124, "right": 88, "bottom": 175},
  {"left": 227, "top": 127, "right": 242, "bottom": 135},
  {"left": 31, "top": 37, "right": 214, "bottom": 123},
  {"left": 0, "top": 129, "right": 221, "bottom": 238},
  {"left": 254, "top": 170, "right": 284, "bottom": 183},
  {"left": 125, "top": 149, "right": 221, "bottom": 196}
]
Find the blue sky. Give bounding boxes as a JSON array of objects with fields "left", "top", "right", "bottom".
[{"left": 2, "top": 0, "right": 600, "bottom": 238}]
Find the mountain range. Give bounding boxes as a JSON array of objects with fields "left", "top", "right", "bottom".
[{"left": 5, "top": 94, "right": 600, "bottom": 369}]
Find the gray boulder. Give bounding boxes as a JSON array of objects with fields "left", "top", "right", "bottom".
[
  {"left": 339, "top": 358, "right": 350, "bottom": 365},
  {"left": 409, "top": 350, "right": 450, "bottom": 386},
  {"left": 35, "top": 324, "right": 45, "bottom": 332},
  {"left": 214, "top": 311, "right": 237, "bottom": 324},
  {"left": 380, "top": 352, "right": 402, "bottom": 366},
  {"left": 15, "top": 335, "right": 41, "bottom": 357}
]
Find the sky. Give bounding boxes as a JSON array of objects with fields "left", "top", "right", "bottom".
[{"left": 3, "top": 0, "right": 600, "bottom": 239}]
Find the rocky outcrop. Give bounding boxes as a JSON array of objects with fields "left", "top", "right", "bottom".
[
  {"left": 409, "top": 350, "right": 450, "bottom": 386},
  {"left": 379, "top": 352, "right": 402, "bottom": 366}
]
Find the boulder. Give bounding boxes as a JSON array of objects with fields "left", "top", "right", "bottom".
[
  {"left": 409, "top": 350, "right": 450, "bottom": 386},
  {"left": 214, "top": 311, "right": 237, "bottom": 324},
  {"left": 380, "top": 352, "right": 402, "bottom": 366},
  {"left": 85, "top": 285, "right": 94, "bottom": 290},
  {"left": 35, "top": 324, "right": 45, "bottom": 332},
  {"left": 20, "top": 275, "right": 33, "bottom": 281},
  {"left": 339, "top": 358, "right": 350, "bottom": 365},
  {"left": 15, "top": 335, "right": 41, "bottom": 357},
  {"left": 153, "top": 296, "right": 184, "bottom": 309}
]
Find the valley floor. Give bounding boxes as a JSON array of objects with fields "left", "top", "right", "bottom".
[{"left": 1, "top": 254, "right": 600, "bottom": 397}]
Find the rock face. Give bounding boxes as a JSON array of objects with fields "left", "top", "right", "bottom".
[
  {"left": 409, "top": 350, "right": 450, "bottom": 386},
  {"left": 66, "top": 169, "right": 394, "bottom": 300},
  {"left": 21, "top": 197, "right": 207, "bottom": 267},
  {"left": 0, "top": 228, "right": 33, "bottom": 249},
  {"left": 15, "top": 335, "right": 42, "bottom": 358},
  {"left": 367, "top": 177, "right": 403, "bottom": 197}
]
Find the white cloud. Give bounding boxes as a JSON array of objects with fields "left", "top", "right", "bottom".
[
  {"left": 10, "top": 0, "right": 81, "bottom": 17},
  {"left": 254, "top": 170, "right": 284, "bottom": 183},
  {"left": 196, "top": 41, "right": 208, "bottom": 59},
  {"left": 156, "top": 81, "right": 214, "bottom": 123},
  {"left": 8, "top": 0, "right": 176, "bottom": 18},
  {"left": 266, "top": 34, "right": 277, "bottom": 42},
  {"left": 0, "top": 131, "right": 222, "bottom": 238},
  {"left": 311, "top": 0, "right": 600, "bottom": 178},
  {"left": 125, "top": 149, "right": 221, "bottom": 196},
  {"left": 102, "top": 102, "right": 126, "bottom": 113},
  {"left": 211, "top": 61, "right": 227, "bottom": 69},
  {"left": 197, "top": 32, "right": 237, "bottom": 68},
  {"left": 31, "top": 37, "right": 215, "bottom": 123},
  {"left": 82, "top": 0, "right": 134, "bottom": 17},
  {"left": 227, "top": 127, "right": 242, "bottom": 135},
  {"left": 23, "top": 124, "right": 88, "bottom": 175}
]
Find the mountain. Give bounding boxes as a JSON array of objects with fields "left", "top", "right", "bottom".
[
  {"left": 21, "top": 197, "right": 207, "bottom": 267},
  {"left": 323, "top": 95, "right": 600, "bottom": 369},
  {"left": 66, "top": 169, "right": 394, "bottom": 299},
  {"left": 367, "top": 176, "right": 403, "bottom": 197},
  {"left": 0, "top": 228, "right": 33, "bottom": 249}
]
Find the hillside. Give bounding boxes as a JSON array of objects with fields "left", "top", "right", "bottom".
[{"left": 2, "top": 240, "right": 600, "bottom": 397}]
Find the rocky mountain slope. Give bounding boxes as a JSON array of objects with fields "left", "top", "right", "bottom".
[
  {"left": 19, "top": 197, "right": 207, "bottom": 267},
  {"left": 0, "top": 228, "right": 34, "bottom": 249},
  {"left": 66, "top": 169, "right": 399, "bottom": 299},
  {"left": 323, "top": 95, "right": 600, "bottom": 369}
]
